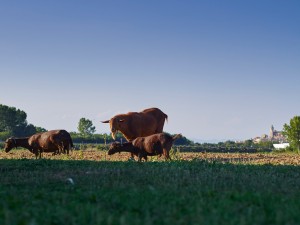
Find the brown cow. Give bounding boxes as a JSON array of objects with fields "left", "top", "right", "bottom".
[
  {"left": 108, "top": 142, "right": 142, "bottom": 158},
  {"left": 101, "top": 107, "right": 168, "bottom": 141},
  {"left": 108, "top": 133, "right": 182, "bottom": 161},
  {"left": 4, "top": 129, "right": 74, "bottom": 159}
]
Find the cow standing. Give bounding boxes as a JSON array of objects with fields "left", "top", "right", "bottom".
[
  {"left": 101, "top": 107, "right": 168, "bottom": 141},
  {"left": 4, "top": 129, "right": 74, "bottom": 159}
]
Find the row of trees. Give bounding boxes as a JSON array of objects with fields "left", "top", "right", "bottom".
[
  {"left": 195, "top": 139, "right": 273, "bottom": 149},
  {"left": 1, "top": 104, "right": 300, "bottom": 152}
]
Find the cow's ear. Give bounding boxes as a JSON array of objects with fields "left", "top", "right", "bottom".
[
  {"left": 119, "top": 119, "right": 125, "bottom": 122},
  {"left": 101, "top": 120, "right": 110, "bottom": 123}
]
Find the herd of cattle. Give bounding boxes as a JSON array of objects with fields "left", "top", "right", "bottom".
[{"left": 3, "top": 107, "right": 181, "bottom": 161}]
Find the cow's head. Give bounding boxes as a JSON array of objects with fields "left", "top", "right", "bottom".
[
  {"left": 101, "top": 117, "right": 125, "bottom": 140},
  {"left": 4, "top": 138, "right": 17, "bottom": 152},
  {"left": 108, "top": 142, "right": 122, "bottom": 155}
]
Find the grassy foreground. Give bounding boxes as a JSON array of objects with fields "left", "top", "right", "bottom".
[{"left": 0, "top": 158, "right": 300, "bottom": 225}]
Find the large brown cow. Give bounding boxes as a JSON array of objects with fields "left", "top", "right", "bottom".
[
  {"left": 4, "top": 129, "right": 74, "bottom": 159},
  {"left": 101, "top": 107, "right": 168, "bottom": 141},
  {"left": 108, "top": 133, "right": 182, "bottom": 161}
]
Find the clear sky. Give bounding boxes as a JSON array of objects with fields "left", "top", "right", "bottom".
[{"left": 0, "top": 1, "right": 299, "bottom": 142}]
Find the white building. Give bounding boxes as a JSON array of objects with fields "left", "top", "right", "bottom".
[{"left": 273, "top": 143, "right": 289, "bottom": 150}]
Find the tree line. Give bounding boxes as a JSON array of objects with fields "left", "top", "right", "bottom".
[{"left": 1, "top": 104, "right": 300, "bottom": 152}]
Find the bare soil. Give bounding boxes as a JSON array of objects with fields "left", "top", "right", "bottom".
[{"left": 1, "top": 149, "right": 300, "bottom": 165}]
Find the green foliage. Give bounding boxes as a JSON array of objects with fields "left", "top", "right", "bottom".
[
  {"left": 191, "top": 140, "right": 273, "bottom": 152},
  {"left": 173, "top": 134, "right": 194, "bottom": 145},
  {"left": 243, "top": 139, "right": 253, "bottom": 147},
  {"left": 0, "top": 131, "right": 12, "bottom": 141},
  {"left": 0, "top": 104, "right": 27, "bottom": 135},
  {"left": 283, "top": 116, "right": 300, "bottom": 153},
  {"left": 257, "top": 140, "right": 274, "bottom": 149},
  {"left": 77, "top": 118, "right": 96, "bottom": 137},
  {"left": 35, "top": 126, "right": 47, "bottom": 133},
  {"left": 1, "top": 160, "right": 300, "bottom": 225},
  {"left": 70, "top": 132, "right": 120, "bottom": 144},
  {"left": 0, "top": 104, "right": 47, "bottom": 137}
]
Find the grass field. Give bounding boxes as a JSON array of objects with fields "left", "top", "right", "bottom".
[{"left": 1, "top": 149, "right": 300, "bottom": 225}]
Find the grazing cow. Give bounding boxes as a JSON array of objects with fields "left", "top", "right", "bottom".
[
  {"left": 4, "top": 130, "right": 74, "bottom": 159},
  {"left": 101, "top": 107, "right": 168, "bottom": 141},
  {"left": 108, "top": 142, "right": 143, "bottom": 159},
  {"left": 108, "top": 133, "right": 182, "bottom": 161}
]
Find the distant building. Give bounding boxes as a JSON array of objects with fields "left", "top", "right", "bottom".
[
  {"left": 252, "top": 125, "right": 287, "bottom": 143},
  {"left": 269, "top": 125, "right": 287, "bottom": 142},
  {"left": 273, "top": 143, "right": 290, "bottom": 150}
]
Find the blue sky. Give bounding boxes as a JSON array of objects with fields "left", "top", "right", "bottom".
[{"left": 0, "top": 1, "right": 299, "bottom": 142}]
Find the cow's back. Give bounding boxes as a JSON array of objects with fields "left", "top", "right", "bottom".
[
  {"left": 142, "top": 108, "right": 167, "bottom": 120},
  {"left": 141, "top": 108, "right": 168, "bottom": 133},
  {"left": 127, "top": 108, "right": 167, "bottom": 139},
  {"left": 29, "top": 130, "right": 71, "bottom": 152},
  {"left": 48, "top": 130, "right": 72, "bottom": 145}
]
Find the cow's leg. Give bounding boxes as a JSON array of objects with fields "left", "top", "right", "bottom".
[
  {"left": 35, "top": 149, "right": 41, "bottom": 159},
  {"left": 138, "top": 152, "right": 143, "bottom": 162},
  {"left": 32, "top": 148, "right": 39, "bottom": 159},
  {"left": 64, "top": 146, "right": 69, "bottom": 154},
  {"left": 59, "top": 143, "right": 64, "bottom": 154},
  {"left": 130, "top": 153, "right": 135, "bottom": 160},
  {"left": 65, "top": 144, "right": 70, "bottom": 154},
  {"left": 62, "top": 142, "right": 67, "bottom": 154},
  {"left": 60, "top": 145, "right": 64, "bottom": 154},
  {"left": 163, "top": 148, "right": 171, "bottom": 161},
  {"left": 35, "top": 151, "right": 39, "bottom": 159}
]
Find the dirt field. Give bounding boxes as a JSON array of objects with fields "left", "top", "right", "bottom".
[{"left": 1, "top": 149, "right": 300, "bottom": 165}]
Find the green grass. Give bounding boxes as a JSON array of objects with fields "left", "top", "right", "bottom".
[{"left": 1, "top": 159, "right": 300, "bottom": 225}]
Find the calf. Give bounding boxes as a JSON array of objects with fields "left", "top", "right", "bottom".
[{"left": 108, "top": 133, "right": 182, "bottom": 161}]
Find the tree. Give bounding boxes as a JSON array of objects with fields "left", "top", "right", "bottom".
[
  {"left": 243, "top": 139, "right": 253, "bottom": 148},
  {"left": 282, "top": 116, "right": 300, "bottom": 153},
  {"left": 23, "top": 124, "right": 37, "bottom": 136},
  {"left": 77, "top": 118, "right": 96, "bottom": 137},
  {"left": 0, "top": 104, "right": 28, "bottom": 136},
  {"left": 0, "top": 131, "right": 11, "bottom": 141},
  {"left": 0, "top": 104, "right": 47, "bottom": 137},
  {"left": 35, "top": 126, "right": 47, "bottom": 133}
]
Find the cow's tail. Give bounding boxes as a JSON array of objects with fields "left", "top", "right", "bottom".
[{"left": 172, "top": 134, "right": 182, "bottom": 141}]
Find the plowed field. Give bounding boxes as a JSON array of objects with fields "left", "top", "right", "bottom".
[{"left": 1, "top": 149, "right": 299, "bottom": 165}]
